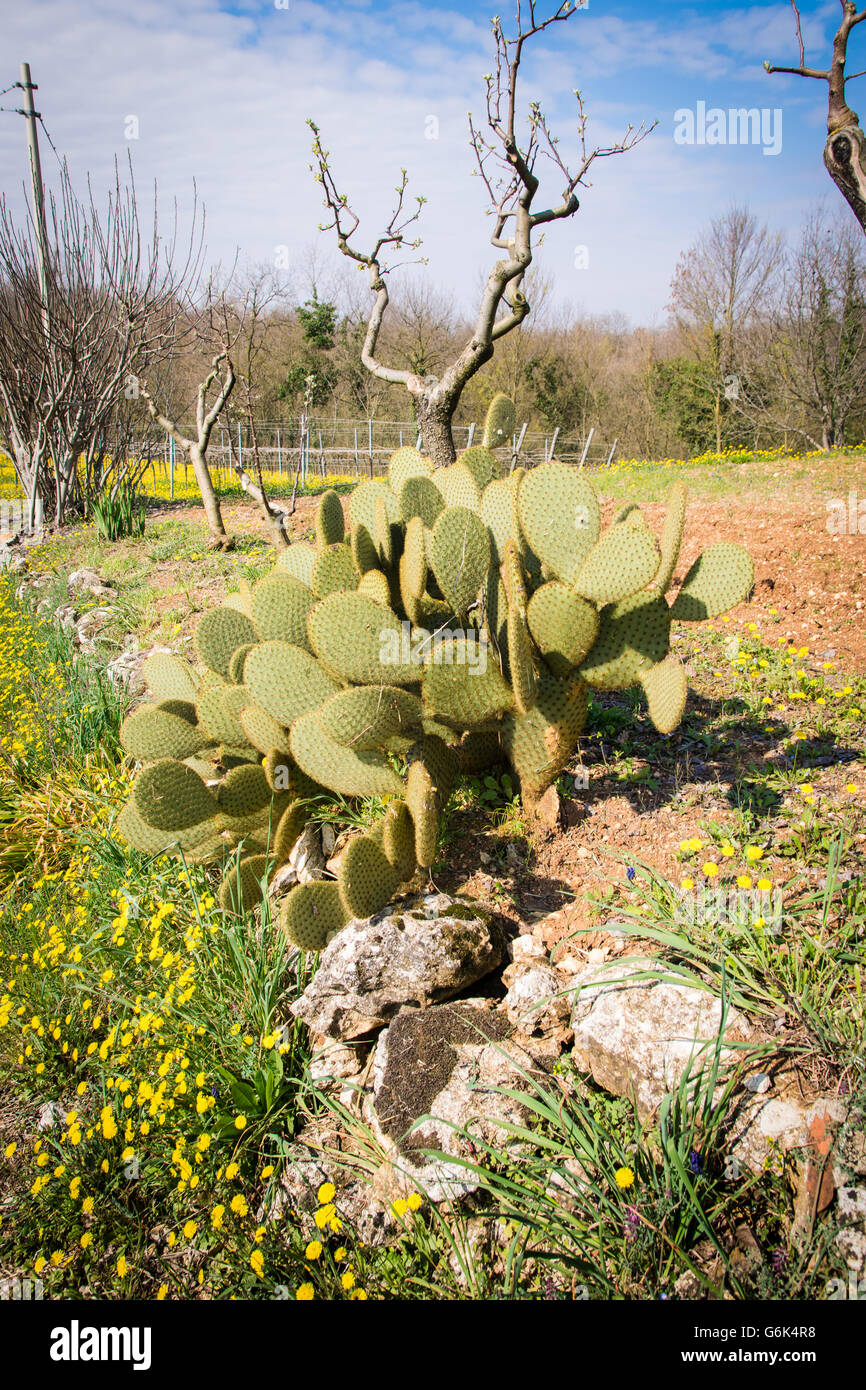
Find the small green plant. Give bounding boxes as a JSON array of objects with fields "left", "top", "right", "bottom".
[{"left": 90, "top": 482, "right": 146, "bottom": 542}]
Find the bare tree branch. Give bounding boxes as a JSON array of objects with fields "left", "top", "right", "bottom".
[{"left": 766, "top": 1, "right": 866, "bottom": 232}]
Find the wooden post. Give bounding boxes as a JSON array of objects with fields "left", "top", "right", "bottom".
[
  {"left": 547, "top": 425, "right": 560, "bottom": 461},
  {"left": 605, "top": 437, "right": 619, "bottom": 466},
  {"left": 579, "top": 427, "right": 594, "bottom": 469},
  {"left": 467, "top": 422, "right": 475, "bottom": 447}
]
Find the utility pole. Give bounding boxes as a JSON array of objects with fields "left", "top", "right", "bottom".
[
  {"left": 18, "top": 63, "right": 51, "bottom": 341},
  {"left": 17, "top": 63, "right": 51, "bottom": 529}
]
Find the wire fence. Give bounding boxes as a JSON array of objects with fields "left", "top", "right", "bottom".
[{"left": 132, "top": 416, "right": 618, "bottom": 497}]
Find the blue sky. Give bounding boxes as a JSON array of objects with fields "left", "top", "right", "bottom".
[{"left": 0, "top": 1, "right": 858, "bottom": 325}]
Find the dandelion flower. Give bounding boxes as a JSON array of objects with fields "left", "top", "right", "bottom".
[{"left": 614, "top": 1167, "right": 635, "bottom": 1189}]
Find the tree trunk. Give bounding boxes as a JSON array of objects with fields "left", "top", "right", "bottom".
[
  {"left": 414, "top": 391, "right": 458, "bottom": 466},
  {"left": 190, "top": 443, "right": 231, "bottom": 547},
  {"left": 823, "top": 124, "right": 866, "bottom": 234}
]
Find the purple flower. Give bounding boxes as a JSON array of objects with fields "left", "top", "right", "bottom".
[
  {"left": 624, "top": 1205, "right": 640, "bottom": 1243},
  {"left": 772, "top": 1247, "right": 787, "bottom": 1274},
  {"left": 626, "top": 866, "right": 636, "bottom": 882},
  {"left": 688, "top": 1150, "right": 703, "bottom": 1176}
]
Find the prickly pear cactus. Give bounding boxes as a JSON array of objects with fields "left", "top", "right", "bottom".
[{"left": 117, "top": 414, "right": 754, "bottom": 954}]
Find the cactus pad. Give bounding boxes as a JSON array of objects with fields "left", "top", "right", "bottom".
[
  {"left": 281, "top": 881, "right": 348, "bottom": 952},
  {"left": 195, "top": 607, "right": 259, "bottom": 678},
  {"left": 526, "top": 582, "right": 599, "bottom": 676},
  {"left": 669, "top": 543, "right": 755, "bottom": 621}
]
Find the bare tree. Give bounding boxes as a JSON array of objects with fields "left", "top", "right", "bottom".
[
  {"left": 222, "top": 268, "right": 295, "bottom": 547},
  {"left": 733, "top": 211, "right": 866, "bottom": 449},
  {"left": 0, "top": 157, "right": 201, "bottom": 527},
  {"left": 307, "top": 0, "right": 652, "bottom": 464},
  {"left": 667, "top": 205, "right": 784, "bottom": 452},
  {"left": 766, "top": 1, "right": 866, "bottom": 233}
]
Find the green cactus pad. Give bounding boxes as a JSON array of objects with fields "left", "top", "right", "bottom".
[
  {"left": 348, "top": 477, "right": 397, "bottom": 535},
  {"left": 526, "top": 582, "right": 599, "bottom": 677},
  {"left": 402, "top": 516, "right": 428, "bottom": 601},
  {"left": 350, "top": 522, "right": 379, "bottom": 575},
  {"left": 196, "top": 684, "right": 254, "bottom": 749},
  {"left": 507, "top": 602, "right": 539, "bottom": 715},
  {"left": 579, "top": 592, "right": 672, "bottom": 690},
  {"left": 389, "top": 445, "right": 433, "bottom": 495},
  {"left": 228, "top": 644, "right": 255, "bottom": 685},
  {"left": 517, "top": 462, "right": 600, "bottom": 584},
  {"left": 502, "top": 538, "right": 528, "bottom": 611},
  {"left": 150, "top": 699, "right": 197, "bottom": 722},
  {"left": 481, "top": 393, "right": 515, "bottom": 449},
  {"left": 399, "top": 475, "right": 444, "bottom": 528},
  {"left": 422, "top": 635, "right": 511, "bottom": 726},
  {"left": 639, "top": 658, "right": 689, "bottom": 734},
  {"left": 456, "top": 445, "right": 498, "bottom": 492},
  {"left": 276, "top": 543, "right": 317, "bottom": 588},
  {"left": 194, "top": 607, "right": 259, "bottom": 678},
  {"left": 219, "top": 855, "right": 269, "bottom": 915},
  {"left": 318, "top": 684, "right": 424, "bottom": 749},
  {"left": 669, "top": 543, "right": 755, "bottom": 621},
  {"left": 337, "top": 834, "right": 401, "bottom": 920},
  {"left": 273, "top": 800, "right": 309, "bottom": 861},
  {"left": 433, "top": 463, "right": 481, "bottom": 512},
  {"left": 653, "top": 481, "right": 688, "bottom": 595},
  {"left": 405, "top": 759, "right": 438, "bottom": 867},
  {"left": 357, "top": 568, "right": 392, "bottom": 607},
  {"left": 263, "top": 751, "right": 322, "bottom": 803},
  {"left": 312, "top": 543, "right": 360, "bottom": 599},
  {"left": 502, "top": 674, "right": 588, "bottom": 800},
  {"left": 133, "top": 759, "right": 217, "bottom": 830},
  {"left": 382, "top": 801, "right": 417, "bottom": 881},
  {"left": 250, "top": 573, "right": 314, "bottom": 647},
  {"left": 120, "top": 707, "right": 208, "bottom": 762},
  {"left": 117, "top": 798, "right": 223, "bottom": 860},
  {"left": 315, "top": 489, "right": 345, "bottom": 549},
  {"left": 307, "top": 591, "right": 418, "bottom": 685},
  {"left": 216, "top": 764, "right": 273, "bottom": 818},
  {"left": 281, "top": 881, "right": 349, "bottom": 952},
  {"left": 429, "top": 506, "right": 491, "bottom": 617},
  {"left": 141, "top": 652, "right": 199, "bottom": 703},
  {"left": 290, "top": 710, "right": 404, "bottom": 797},
  {"left": 574, "top": 523, "right": 660, "bottom": 606},
  {"left": 480, "top": 479, "right": 514, "bottom": 562},
  {"left": 374, "top": 494, "right": 395, "bottom": 569},
  {"left": 244, "top": 641, "right": 340, "bottom": 727},
  {"left": 239, "top": 704, "right": 290, "bottom": 757}
]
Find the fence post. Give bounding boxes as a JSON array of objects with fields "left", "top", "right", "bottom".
[
  {"left": 547, "top": 425, "right": 560, "bottom": 462},
  {"left": 237, "top": 422, "right": 243, "bottom": 472},
  {"left": 578, "top": 427, "right": 594, "bottom": 469},
  {"left": 605, "top": 437, "right": 619, "bottom": 467},
  {"left": 368, "top": 419, "right": 373, "bottom": 478},
  {"left": 319, "top": 430, "right": 325, "bottom": 478},
  {"left": 467, "top": 422, "right": 475, "bottom": 447},
  {"left": 277, "top": 427, "right": 282, "bottom": 475},
  {"left": 510, "top": 422, "right": 527, "bottom": 472},
  {"left": 169, "top": 434, "right": 174, "bottom": 499},
  {"left": 354, "top": 427, "right": 359, "bottom": 476}
]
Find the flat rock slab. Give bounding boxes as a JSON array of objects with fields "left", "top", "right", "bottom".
[
  {"left": 365, "top": 999, "right": 540, "bottom": 1202},
  {"left": 571, "top": 958, "right": 753, "bottom": 1121},
  {"left": 291, "top": 893, "right": 504, "bottom": 1042}
]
